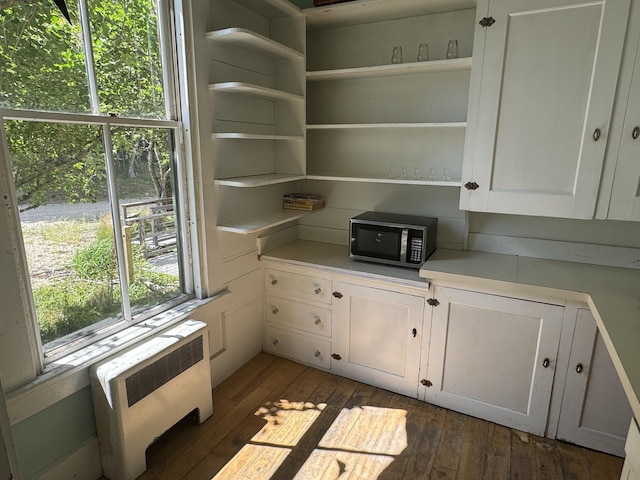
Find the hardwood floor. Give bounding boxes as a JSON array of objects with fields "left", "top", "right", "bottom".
[{"left": 137, "top": 353, "right": 623, "bottom": 480}]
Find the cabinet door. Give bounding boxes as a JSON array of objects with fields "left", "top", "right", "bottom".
[
  {"left": 332, "top": 281, "right": 425, "bottom": 398},
  {"left": 557, "top": 309, "right": 632, "bottom": 456},
  {"left": 608, "top": 33, "right": 640, "bottom": 220},
  {"left": 460, "top": 0, "right": 631, "bottom": 218},
  {"left": 422, "top": 287, "right": 564, "bottom": 436}
]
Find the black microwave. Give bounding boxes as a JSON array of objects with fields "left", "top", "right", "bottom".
[{"left": 349, "top": 212, "right": 437, "bottom": 269}]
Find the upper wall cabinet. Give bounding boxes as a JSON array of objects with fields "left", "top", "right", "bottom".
[
  {"left": 304, "top": 0, "right": 476, "bottom": 186},
  {"left": 207, "top": 0, "right": 307, "bottom": 234},
  {"left": 460, "top": 0, "right": 631, "bottom": 219},
  {"left": 601, "top": 0, "right": 640, "bottom": 221}
]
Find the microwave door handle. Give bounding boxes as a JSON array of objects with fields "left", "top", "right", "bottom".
[{"left": 400, "top": 229, "right": 409, "bottom": 263}]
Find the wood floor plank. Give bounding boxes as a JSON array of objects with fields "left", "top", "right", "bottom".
[
  {"left": 482, "top": 423, "right": 511, "bottom": 480},
  {"left": 133, "top": 354, "right": 624, "bottom": 480},
  {"left": 430, "top": 408, "right": 467, "bottom": 479},
  {"left": 509, "top": 430, "right": 536, "bottom": 480}
]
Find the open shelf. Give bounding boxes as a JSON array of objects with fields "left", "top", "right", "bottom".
[
  {"left": 211, "top": 133, "right": 304, "bottom": 141},
  {"left": 307, "top": 122, "right": 466, "bottom": 130},
  {"left": 210, "top": 82, "right": 304, "bottom": 102},
  {"left": 304, "top": 0, "right": 476, "bottom": 29},
  {"left": 305, "top": 174, "right": 462, "bottom": 187},
  {"left": 206, "top": 28, "right": 304, "bottom": 60},
  {"left": 307, "top": 57, "right": 472, "bottom": 81},
  {"left": 232, "top": 0, "right": 300, "bottom": 19},
  {"left": 214, "top": 173, "right": 306, "bottom": 187},
  {"left": 217, "top": 209, "right": 312, "bottom": 234}
]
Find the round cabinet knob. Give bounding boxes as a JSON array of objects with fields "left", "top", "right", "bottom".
[
  {"left": 314, "top": 287, "right": 322, "bottom": 295},
  {"left": 576, "top": 363, "right": 584, "bottom": 374},
  {"left": 272, "top": 308, "right": 279, "bottom": 315},
  {"left": 633, "top": 126, "right": 640, "bottom": 140},
  {"left": 542, "top": 358, "right": 550, "bottom": 368},
  {"left": 272, "top": 339, "right": 279, "bottom": 346},
  {"left": 314, "top": 318, "right": 322, "bottom": 326},
  {"left": 271, "top": 278, "right": 278, "bottom": 286},
  {"left": 593, "top": 128, "right": 601, "bottom": 141},
  {"left": 314, "top": 351, "right": 321, "bottom": 358}
]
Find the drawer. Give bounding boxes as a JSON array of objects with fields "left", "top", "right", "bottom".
[
  {"left": 264, "top": 325, "right": 331, "bottom": 370},
  {"left": 266, "top": 296, "right": 332, "bottom": 338},
  {"left": 265, "top": 269, "right": 332, "bottom": 305}
]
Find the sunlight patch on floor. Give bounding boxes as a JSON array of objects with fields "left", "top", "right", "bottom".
[{"left": 210, "top": 400, "right": 408, "bottom": 480}]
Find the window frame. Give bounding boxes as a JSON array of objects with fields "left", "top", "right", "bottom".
[{"left": 0, "top": 0, "right": 198, "bottom": 366}]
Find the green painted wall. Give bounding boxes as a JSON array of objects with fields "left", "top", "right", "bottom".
[{"left": 12, "top": 387, "right": 97, "bottom": 479}]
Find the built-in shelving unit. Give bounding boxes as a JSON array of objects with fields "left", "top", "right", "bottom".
[
  {"left": 304, "top": 0, "right": 476, "bottom": 186},
  {"left": 207, "top": 0, "right": 306, "bottom": 235}
]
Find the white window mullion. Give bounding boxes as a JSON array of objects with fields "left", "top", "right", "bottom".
[
  {"left": 102, "top": 125, "right": 132, "bottom": 321},
  {"left": 78, "top": 0, "right": 100, "bottom": 114}
]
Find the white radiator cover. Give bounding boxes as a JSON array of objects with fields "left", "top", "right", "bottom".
[{"left": 90, "top": 319, "right": 213, "bottom": 480}]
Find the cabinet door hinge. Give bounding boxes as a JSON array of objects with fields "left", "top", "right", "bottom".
[
  {"left": 427, "top": 298, "right": 440, "bottom": 307},
  {"left": 332, "top": 291, "right": 343, "bottom": 299},
  {"left": 421, "top": 379, "right": 433, "bottom": 387},
  {"left": 331, "top": 353, "right": 342, "bottom": 361},
  {"left": 479, "top": 16, "right": 496, "bottom": 27},
  {"left": 464, "top": 181, "right": 479, "bottom": 191}
]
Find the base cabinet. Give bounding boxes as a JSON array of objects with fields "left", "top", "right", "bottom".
[
  {"left": 420, "top": 286, "right": 564, "bottom": 436},
  {"left": 622, "top": 420, "right": 640, "bottom": 480},
  {"left": 331, "top": 280, "right": 426, "bottom": 398},
  {"left": 556, "top": 308, "right": 632, "bottom": 457}
]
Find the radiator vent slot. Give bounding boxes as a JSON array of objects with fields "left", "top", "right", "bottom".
[{"left": 125, "top": 335, "right": 203, "bottom": 407}]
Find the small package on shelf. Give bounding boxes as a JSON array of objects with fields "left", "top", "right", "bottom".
[{"left": 283, "top": 193, "right": 324, "bottom": 211}]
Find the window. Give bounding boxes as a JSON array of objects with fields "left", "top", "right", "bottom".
[{"left": 0, "top": 0, "right": 193, "bottom": 361}]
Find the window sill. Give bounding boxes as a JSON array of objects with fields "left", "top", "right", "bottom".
[{"left": 5, "top": 295, "right": 222, "bottom": 425}]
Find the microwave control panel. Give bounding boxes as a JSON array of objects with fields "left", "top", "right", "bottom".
[{"left": 408, "top": 232, "right": 424, "bottom": 263}]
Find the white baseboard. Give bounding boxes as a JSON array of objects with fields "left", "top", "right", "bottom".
[{"left": 36, "top": 437, "right": 102, "bottom": 480}]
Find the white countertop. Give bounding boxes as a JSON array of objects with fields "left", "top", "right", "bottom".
[
  {"left": 262, "top": 240, "right": 640, "bottom": 423},
  {"left": 420, "top": 248, "right": 640, "bottom": 423}
]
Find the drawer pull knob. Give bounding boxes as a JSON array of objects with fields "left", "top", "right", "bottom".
[
  {"left": 576, "top": 363, "right": 584, "bottom": 374},
  {"left": 271, "top": 279, "right": 278, "bottom": 286},
  {"left": 593, "top": 128, "right": 601, "bottom": 141},
  {"left": 314, "top": 318, "right": 322, "bottom": 326},
  {"left": 272, "top": 308, "right": 279, "bottom": 315},
  {"left": 272, "top": 339, "right": 279, "bottom": 346},
  {"left": 633, "top": 126, "right": 640, "bottom": 140},
  {"left": 542, "top": 358, "right": 550, "bottom": 368},
  {"left": 314, "top": 350, "right": 321, "bottom": 358},
  {"left": 314, "top": 287, "right": 322, "bottom": 295}
]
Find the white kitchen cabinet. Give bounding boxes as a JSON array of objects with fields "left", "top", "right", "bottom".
[
  {"left": 263, "top": 266, "right": 333, "bottom": 369},
  {"left": 304, "top": 0, "right": 475, "bottom": 186},
  {"left": 460, "top": 0, "right": 631, "bottom": 218},
  {"left": 420, "top": 286, "right": 564, "bottom": 436},
  {"left": 207, "top": 0, "right": 307, "bottom": 234},
  {"left": 556, "top": 308, "right": 632, "bottom": 457},
  {"left": 603, "top": 0, "right": 640, "bottom": 221},
  {"left": 331, "top": 279, "right": 426, "bottom": 398}
]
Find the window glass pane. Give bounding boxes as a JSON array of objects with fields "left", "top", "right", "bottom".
[
  {"left": 8, "top": 121, "right": 125, "bottom": 349},
  {"left": 89, "top": 0, "right": 167, "bottom": 119},
  {"left": 0, "top": 1, "right": 90, "bottom": 113},
  {"left": 112, "top": 127, "right": 182, "bottom": 317}
]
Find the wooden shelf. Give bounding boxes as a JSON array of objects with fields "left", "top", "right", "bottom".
[
  {"left": 304, "top": 0, "right": 476, "bottom": 29},
  {"left": 206, "top": 28, "right": 304, "bottom": 61},
  {"left": 307, "top": 57, "right": 472, "bottom": 81},
  {"left": 217, "top": 209, "right": 312, "bottom": 234},
  {"left": 209, "top": 82, "right": 303, "bottom": 102},
  {"left": 233, "top": 0, "right": 300, "bottom": 19},
  {"left": 307, "top": 122, "right": 466, "bottom": 130},
  {"left": 215, "top": 173, "right": 306, "bottom": 187},
  {"left": 305, "top": 174, "right": 462, "bottom": 187},
  {"left": 211, "top": 133, "right": 304, "bottom": 141}
]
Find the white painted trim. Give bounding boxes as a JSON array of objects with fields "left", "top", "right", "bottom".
[
  {"left": 35, "top": 437, "right": 101, "bottom": 480},
  {"left": 0, "top": 377, "right": 21, "bottom": 480},
  {"left": 468, "top": 233, "right": 640, "bottom": 269}
]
